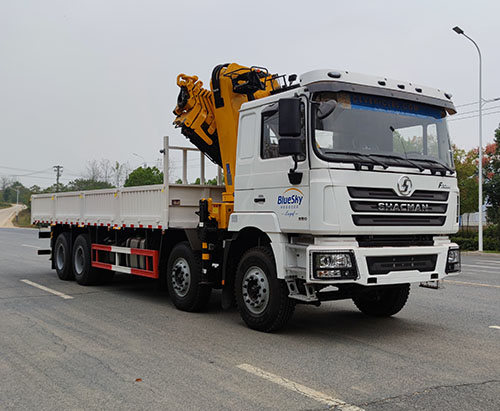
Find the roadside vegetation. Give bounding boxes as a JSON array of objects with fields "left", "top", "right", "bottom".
[
  {"left": 450, "top": 124, "right": 500, "bottom": 252},
  {"left": 0, "top": 201, "right": 11, "bottom": 209},
  {"left": 13, "top": 208, "right": 34, "bottom": 228}
]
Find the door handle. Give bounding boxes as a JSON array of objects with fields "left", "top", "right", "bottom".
[{"left": 254, "top": 197, "right": 266, "bottom": 204}]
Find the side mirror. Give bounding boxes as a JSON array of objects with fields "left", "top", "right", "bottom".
[
  {"left": 279, "top": 98, "right": 301, "bottom": 137},
  {"left": 279, "top": 138, "right": 303, "bottom": 156},
  {"left": 316, "top": 100, "right": 337, "bottom": 120}
]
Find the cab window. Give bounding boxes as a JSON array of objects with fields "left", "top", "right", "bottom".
[{"left": 261, "top": 103, "right": 305, "bottom": 159}]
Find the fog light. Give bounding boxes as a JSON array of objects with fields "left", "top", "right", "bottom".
[
  {"left": 446, "top": 247, "right": 460, "bottom": 273},
  {"left": 312, "top": 251, "right": 358, "bottom": 280}
]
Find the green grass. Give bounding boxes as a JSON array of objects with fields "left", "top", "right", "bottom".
[
  {"left": 13, "top": 208, "right": 35, "bottom": 228},
  {"left": 0, "top": 201, "right": 11, "bottom": 209}
]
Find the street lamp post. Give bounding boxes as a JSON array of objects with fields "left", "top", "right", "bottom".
[{"left": 453, "top": 26, "right": 483, "bottom": 252}]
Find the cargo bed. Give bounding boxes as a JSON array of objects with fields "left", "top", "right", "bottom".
[{"left": 31, "top": 183, "right": 224, "bottom": 229}]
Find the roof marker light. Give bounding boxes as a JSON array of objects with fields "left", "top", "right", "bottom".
[{"left": 328, "top": 71, "right": 341, "bottom": 79}]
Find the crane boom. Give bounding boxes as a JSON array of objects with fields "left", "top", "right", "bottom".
[{"left": 174, "top": 63, "right": 279, "bottom": 203}]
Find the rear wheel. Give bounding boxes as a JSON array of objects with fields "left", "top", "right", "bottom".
[
  {"left": 54, "top": 233, "right": 74, "bottom": 281},
  {"left": 72, "top": 234, "right": 99, "bottom": 285},
  {"left": 235, "top": 246, "right": 295, "bottom": 332},
  {"left": 166, "top": 241, "right": 211, "bottom": 312},
  {"left": 352, "top": 284, "right": 410, "bottom": 317}
]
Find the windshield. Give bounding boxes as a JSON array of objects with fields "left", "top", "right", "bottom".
[{"left": 313, "top": 91, "right": 455, "bottom": 171}]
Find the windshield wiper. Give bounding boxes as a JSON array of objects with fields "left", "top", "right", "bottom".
[
  {"left": 324, "top": 151, "right": 389, "bottom": 169},
  {"left": 406, "top": 157, "right": 454, "bottom": 174},
  {"left": 368, "top": 153, "right": 425, "bottom": 172}
]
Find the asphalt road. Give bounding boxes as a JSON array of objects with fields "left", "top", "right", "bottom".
[
  {"left": 0, "top": 204, "right": 24, "bottom": 228},
  {"left": 0, "top": 228, "right": 499, "bottom": 410}
]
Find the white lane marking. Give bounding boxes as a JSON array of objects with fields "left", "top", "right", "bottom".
[
  {"left": 20, "top": 279, "right": 73, "bottom": 299},
  {"left": 489, "top": 326, "right": 500, "bottom": 330},
  {"left": 444, "top": 280, "right": 500, "bottom": 289},
  {"left": 461, "top": 264, "right": 499, "bottom": 271},
  {"left": 467, "top": 260, "right": 500, "bottom": 265},
  {"left": 22, "top": 244, "right": 41, "bottom": 249},
  {"left": 473, "top": 261, "right": 500, "bottom": 266},
  {"left": 237, "top": 363, "right": 363, "bottom": 410}
]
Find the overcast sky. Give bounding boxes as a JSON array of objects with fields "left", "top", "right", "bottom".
[{"left": 1, "top": 0, "right": 499, "bottom": 187}]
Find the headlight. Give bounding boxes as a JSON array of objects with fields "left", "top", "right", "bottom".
[
  {"left": 446, "top": 247, "right": 460, "bottom": 273},
  {"left": 312, "top": 251, "right": 358, "bottom": 280}
]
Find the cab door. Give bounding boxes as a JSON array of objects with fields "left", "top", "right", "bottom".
[{"left": 247, "top": 99, "right": 310, "bottom": 233}]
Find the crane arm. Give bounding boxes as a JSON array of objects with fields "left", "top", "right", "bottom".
[{"left": 173, "top": 63, "right": 280, "bottom": 203}]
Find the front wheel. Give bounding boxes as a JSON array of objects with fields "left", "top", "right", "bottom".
[
  {"left": 352, "top": 284, "right": 410, "bottom": 317},
  {"left": 166, "top": 242, "right": 211, "bottom": 312},
  {"left": 235, "top": 246, "right": 295, "bottom": 332}
]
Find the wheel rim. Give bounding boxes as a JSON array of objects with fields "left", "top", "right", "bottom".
[
  {"left": 56, "top": 243, "right": 65, "bottom": 271},
  {"left": 171, "top": 257, "right": 191, "bottom": 297},
  {"left": 74, "top": 246, "right": 84, "bottom": 275},
  {"left": 242, "top": 265, "right": 270, "bottom": 315}
]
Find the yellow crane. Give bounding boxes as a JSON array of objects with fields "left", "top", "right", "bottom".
[{"left": 173, "top": 63, "right": 280, "bottom": 228}]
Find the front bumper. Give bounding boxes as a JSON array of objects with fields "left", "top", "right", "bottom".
[{"left": 305, "top": 239, "right": 460, "bottom": 286}]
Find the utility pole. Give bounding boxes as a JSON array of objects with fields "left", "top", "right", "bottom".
[{"left": 53, "top": 165, "right": 63, "bottom": 192}]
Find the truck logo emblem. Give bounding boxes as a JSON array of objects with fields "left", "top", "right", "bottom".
[
  {"left": 377, "top": 202, "right": 430, "bottom": 212},
  {"left": 277, "top": 188, "right": 304, "bottom": 217},
  {"left": 397, "top": 176, "right": 412, "bottom": 196},
  {"left": 438, "top": 182, "right": 450, "bottom": 189}
]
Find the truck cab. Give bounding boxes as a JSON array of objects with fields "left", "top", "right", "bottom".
[{"left": 230, "top": 69, "right": 460, "bottom": 300}]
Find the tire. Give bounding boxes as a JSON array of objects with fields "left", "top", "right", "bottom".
[
  {"left": 166, "top": 241, "right": 211, "bottom": 312},
  {"left": 235, "top": 246, "right": 295, "bottom": 332},
  {"left": 72, "top": 234, "right": 99, "bottom": 285},
  {"left": 352, "top": 284, "right": 410, "bottom": 317},
  {"left": 54, "top": 232, "right": 74, "bottom": 281}
]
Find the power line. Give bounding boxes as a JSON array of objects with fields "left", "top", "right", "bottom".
[
  {"left": 0, "top": 165, "right": 80, "bottom": 178},
  {"left": 455, "top": 101, "right": 479, "bottom": 108},
  {"left": 454, "top": 104, "right": 500, "bottom": 117},
  {"left": 0, "top": 173, "right": 71, "bottom": 182},
  {"left": 455, "top": 97, "right": 500, "bottom": 108},
  {"left": 11, "top": 168, "right": 53, "bottom": 177},
  {"left": 448, "top": 110, "right": 500, "bottom": 122},
  {"left": 0, "top": 165, "right": 48, "bottom": 173}
]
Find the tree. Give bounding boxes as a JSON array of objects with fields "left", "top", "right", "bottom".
[
  {"left": 66, "top": 179, "right": 114, "bottom": 191},
  {"left": 206, "top": 177, "right": 219, "bottom": 185},
  {"left": 124, "top": 166, "right": 163, "bottom": 187},
  {"left": 453, "top": 145, "right": 478, "bottom": 227},
  {"left": 1, "top": 176, "right": 13, "bottom": 191},
  {"left": 85, "top": 159, "right": 104, "bottom": 181},
  {"left": 484, "top": 124, "right": 500, "bottom": 224},
  {"left": 85, "top": 159, "right": 130, "bottom": 186},
  {"left": 112, "top": 161, "right": 130, "bottom": 187},
  {"left": 0, "top": 181, "right": 32, "bottom": 205}
]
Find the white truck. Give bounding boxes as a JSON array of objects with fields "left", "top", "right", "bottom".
[{"left": 32, "top": 63, "right": 461, "bottom": 332}]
